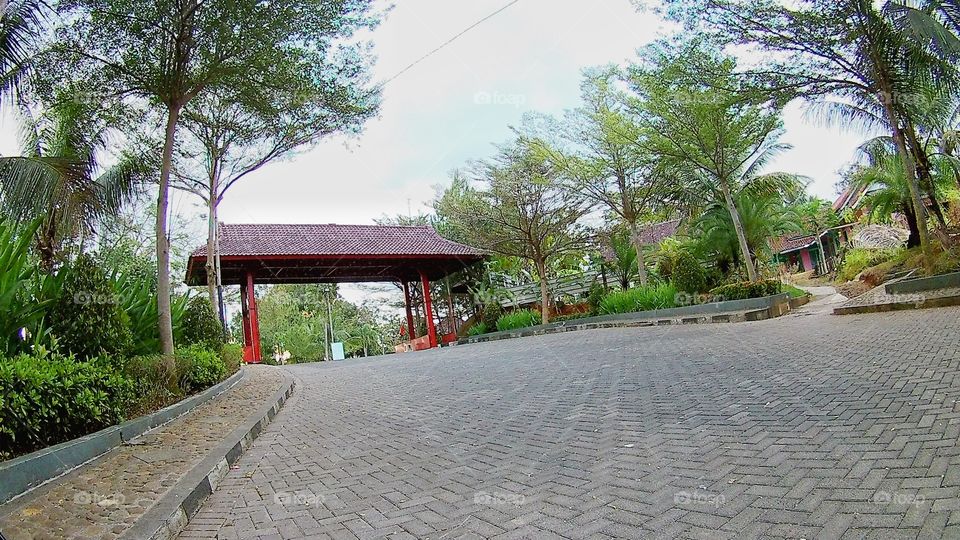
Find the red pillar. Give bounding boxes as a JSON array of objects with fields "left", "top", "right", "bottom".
[
  {"left": 245, "top": 271, "right": 262, "bottom": 363},
  {"left": 420, "top": 270, "right": 437, "bottom": 348},
  {"left": 402, "top": 281, "right": 416, "bottom": 339}
]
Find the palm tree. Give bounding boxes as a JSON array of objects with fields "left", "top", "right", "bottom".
[
  {"left": 632, "top": 45, "right": 804, "bottom": 281},
  {"left": 0, "top": 99, "right": 148, "bottom": 269},
  {"left": 694, "top": 193, "right": 802, "bottom": 277},
  {"left": 0, "top": 0, "right": 45, "bottom": 104},
  {"left": 852, "top": 139, "right": 955, "bottom": 246}
]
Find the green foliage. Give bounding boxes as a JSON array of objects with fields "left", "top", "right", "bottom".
[
  {"left": 466, "top": 322, "right": 489, "bottom": 336},
  {"left": 496, "top": 309, "right": 543, "bottom": 332},
  {"left": 0, "top": 352, "right": 132, "bottom": 456},
  {"left": 0, "top": 219, "right": 62, "bottom": 355},
  {"left": 50, "top": 254, "right": 133, "bottom": 360},
  {"left": 221, "top": 343, "right": 243, "bottom": 375},
  {"left": 111, "top": 267, "right": 189, "bottom": 356},
  {"left": 119, "top": 354, "right": 177, "bottom": 418},
  {"left": 586, "top": 282, "right": 608, "bottom": 316},
  {"left": 782, "top": 284, "right": 809, "bottom": 299},
  {"left": 181, "top": 296, "right": 224, "bottom": 351},
  {"left": 837, "top": 248, "right": 903, "bottom": 282},
  {"left": 709, "top": 280, "right": 782, "bottom": 301},
  {"left": 598, "top": 283, "right": 677, "bottom": 315},
  {"left": 670, "top": 251, "right": 708, "bottom": 294},
  {"left": 175, "top": 345, "right": 226, "bottom": 394},
  {"left": 481, "top": 302, "right": 504, "bottom": 331}
]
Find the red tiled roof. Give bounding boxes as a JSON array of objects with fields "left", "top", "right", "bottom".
[
  {"left": 772, "top": 232, "right": 827, "bottom": 254},
  {"left": 637, "top": 219, "right": 681, "bottom": 245},
  {"left": 192, "top": 223, "right": 485, "bottom": 258}
]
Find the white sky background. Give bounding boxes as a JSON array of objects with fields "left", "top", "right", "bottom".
[{"left": 0, "top": 0, "right": 871, "bottom": 308}]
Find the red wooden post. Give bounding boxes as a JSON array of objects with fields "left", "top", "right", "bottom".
[
  {"left": 240, "top": 281, "right": 253, "bottom": 362},
  {"left": 245, "top": 271, "right": 262, "bottom": 363},
  {"left": 402, "top": 281, "right": 416, "bottom": 339},
  {"left": 420, "top": 270, "right": 437, "bottom": 348}
]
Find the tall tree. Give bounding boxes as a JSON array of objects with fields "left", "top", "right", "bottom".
[
  {"left": 629, "top": 44, "right": 802, "bottom": 282},
  {"left": 50, "top": 0, "right": 379, "bottom": 354},
  {"left": 659, "top": 0, "right": 959, "bottom": 272},
  {"left": 529, "top": 69, "right": 667, "bottom": 285},
  {"left": 0, "top": 0, "right": 45, "bottom": 104},
  {"left": 436, "top": 143, "right": 590, "bottom": 324},
  {"left": 174, "top": 75, "right": 378, "bottom": 316}
]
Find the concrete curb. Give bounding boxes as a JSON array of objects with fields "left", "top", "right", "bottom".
[
  {"left": 122, "top": 371, "right": 296, "bottom": 540},
  {"left": 458, "top": 293, "right": 793, "bottom": 346},
  {"left": 833, "top": 293, "right": 960, "bottom": 315},
  {"left": 885, "top": 271, "right": 960, "bottom": 295},
  {"left": 0, "top": 369, "right": 245, "bottom": 506}
]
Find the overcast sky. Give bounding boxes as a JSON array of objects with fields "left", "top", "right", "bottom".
[{"left": 199, "top": 0, "right": 869, "bottom": 226}]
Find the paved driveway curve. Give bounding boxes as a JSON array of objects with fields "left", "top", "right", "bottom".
[{"left": 180, "top": 304, "right": 960, "bottom": 539}]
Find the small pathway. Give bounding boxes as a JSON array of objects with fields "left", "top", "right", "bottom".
[{"left": 0, "top": 365, "right": 286, "bottom": 540}]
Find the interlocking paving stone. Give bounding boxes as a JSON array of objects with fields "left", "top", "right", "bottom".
[
  {"left": 181, "top": 302, "right": 960, "bottom": 539},
  {"left": 0, "top": 365, "right": 285, "bottom": 540}
]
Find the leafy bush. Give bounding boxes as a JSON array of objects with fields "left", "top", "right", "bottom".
[
  {"left": 120, "top": 354, "right": 178, "bottom": 418},
  {"left": 112, "top": 267, "right": 190, "bottom": 356},
  {"left": 837, "top": 248, "right": 902, "bottom": 282},
  {"left": 175, "top": 345, "right": 227, "bottom": 394},
  {"left": 481, "top": 302, "right": 504, "bottom": 331},
  {"left": 670, "top": 251, "right": 708, "bottom": 294},
  {"left": 181, "top": 296, "right": 225, "bottom": 351},
  {"left": 0, "top": 352, "right": 132, "bottom": 456},
  {"left": 466, "top": 322, "right": 489, "bottom": 336},
  {"left": 709, "top": 280, "right": 782, "bottom": 301},
  {"left": 496, "top": 309, "right": 542, "bottom": 331},
  {"left": 221, "top": 343, "right": 243, "bottom": 375},
  {"left": 50, "top": 254, "right": 133, "bottom": 360},
  {"left": 598, "top": 283, "right": 678, "bottom": 315},
  {"left": 0, "top": 220, "right": 64, "bottom": 356},
  {"left": 586, "top": 282, "right": 607, "bottom": 315}
]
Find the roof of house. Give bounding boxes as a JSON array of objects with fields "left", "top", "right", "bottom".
[
  {"left": 185, "top": 223, "right": 486, "bottom": 286},
  {"left": 637, "top": 219, "right": 682, "bottom": 245},
  {"left": 773, "top": 234, "right": 819, "bottom": 254},
  {"left": 191, "top": 223, "right": 485, "bottom": 258}
]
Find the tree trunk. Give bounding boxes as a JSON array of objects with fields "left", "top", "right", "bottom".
[
  {"left": 206, "top": 194, "right": 217, "bottom": 309},
  {"left": 156, "top": 104, "right": 182, "bottom": 357},
  {"left": 628, "top": 221, "right": 648, "bottom": 286},
  {"left": 535, "top": 258, "right": 551, "bottom": 324},
  {"left": 903, "top": 204, "right": 921, "bottom": 248},
  {"left": 721, "top": 182, "right": 758, "bottom": 282},
  {"left": 879, "top": 91, "right": 933, "bottom": 273}
]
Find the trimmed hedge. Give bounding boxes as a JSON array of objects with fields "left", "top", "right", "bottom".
[
  {"left": 175, "top": 345, "right": 227, "bottom": 394},
  {"left": 709, "top": 280, "right": 782, "bottom": 301},
  {"left": 496, "top": 309, "right": 542, "bottom": 332},
  {"left": 221, "top": 343, "right": 243, "bottom": 375},
  {"left": 0, "top": 353, "right": 132, "bottom": 457},
  {"left": 670, "top": 251, "right": 708, "bottom": 294}
]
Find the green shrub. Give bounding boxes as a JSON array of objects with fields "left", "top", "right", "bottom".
[
  {"left": 112, "top": 268, "right": 190, "bottom": 356},
  {"left": 221, "top": 343, "right": 243, "bottom": 375},
  {"left": 181, "top": 296, "right": 225, "bottom": 351},
  {"left": 837, "top": 248, "right": 902, "bottom": 282},
  {"left": 782, "top": 284, "right": 809, "bottom": 299},
  {"left": 598, "top": 283, "right": 678, "bottom": 315},
  {"left": 175, "top": 345, "right": 227, "bottom": 394},
  {"left": 0, "top": 352, "right": 132, "bottom": 456},
  {"left": 481, "top": 302, "right": 504, "bottom": 330},
  {"left": 586, "top": 282, "right": 607, "bottom": 315},
  {"left": 466, "top": 322, "right": 489, "bottom": 336},
  {"left": 670, "top": 251, "right": 708, "bottom": 294},
  {"left": 50, "top": 254, "right": 133, "bottom": 360},
  {"left": 709, "top": 279, "right": 782, "bottom": 301},
  {"left": 496, "top": 309, "right": 543, "bottom": 331},
  {"left": 120, "top": 354, "right": 179, "bottom": 418}
]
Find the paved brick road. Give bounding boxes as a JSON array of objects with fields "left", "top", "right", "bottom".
[{"left": 180, "top": 304, "right": 960, "bottom": 539}]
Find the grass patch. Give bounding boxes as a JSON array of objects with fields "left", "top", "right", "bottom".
[
  {"left": 782, "top": 283, "right": 810, "bottom": 299},
  {"left": 496, "top": 309, "right": 542, "bottom": 332},
  {"left": 598, "top": 283, "right": 677, "bottom": 315}
]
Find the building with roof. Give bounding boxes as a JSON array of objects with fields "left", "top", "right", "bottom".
[{"left": 186, "top": 223, "right": 486, "bottom": 362}]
